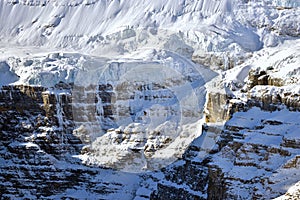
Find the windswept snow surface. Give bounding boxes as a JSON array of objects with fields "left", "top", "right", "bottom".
[{"left": 0, "top": 0, "right": 299, "bottom": 58}]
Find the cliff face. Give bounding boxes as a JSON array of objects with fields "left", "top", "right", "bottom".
[
  {"left": 1, "top": 52, "right": 300, "bottom": 199},
  {"left": 151, "top": 108, "right": 300, "bottom": 200},
  {"left": 1, "top": 67, "right": 299, "bottom": 199},
  {"left": 205, "top": 59, "right": 300, "bottom": 124},
  {"left": 247, "top": 68, "right": 300, "bottom": 112},
  {"left": 210, "top": 108, "right": 300, "bottom": 199},
  {"left": 0, "top": 85, "right": 82, "bottom": 197},
  {"left": 0, "top": 0, "right": 299, "bottom": 199},
  {"left": 153, "top": 48, "right": 300, "bottom": 199},
  {"left": 0, "top": 84, "right": 143, "bottom": 199}
]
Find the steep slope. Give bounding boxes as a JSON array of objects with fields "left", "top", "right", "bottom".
[
  {"left": 0, "top": 0, "right": 299, "bottom": 62},
  {"left": 0, "top": 0, "right": 300, "bottom": 199}
]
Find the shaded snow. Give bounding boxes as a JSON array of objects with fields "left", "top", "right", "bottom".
[{"left": 0, "top": 61, "right": 19, "bottom": 86}]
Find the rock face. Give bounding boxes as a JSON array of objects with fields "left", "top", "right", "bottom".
[
  {"left": 248, "top": 86, "right": 300, "bottom": 111},
  {"left": 209, "top": 108, "right": 300, "bottom": 199},
  {"left": 246, "top": 67, "right": 300, "bottom": 112},
  {"left": 0, "top": 85, "right": 45, "bottom": 114},
  {"left": 205, "top": 92, "right": 230, "bottom": 123},
  {"left": 0, "top": 67, "right": 299, "bottom": 199},
  {"left": 0, "top": 85, "right": 140, "bottom": 199},
  {"left": 68, "top": 59, "right": 208, "bottom": 172},
  {"left": 0, "top": 81, "right": 203, "bottom": 197},
  {"left": 205, "top": 56, "right": 300, "bottom": 124},
  {"left": 247, "top": 69, "right": 284, "bottom": 89},
  {"left": 0, "top": 85, "right": 82, "bottom": 197},
  {"left": 151, "top": 57, "right": 300, "bottom": 199},
  {"left": 151, "top": 107, "right": 300, "bottom": 200},
  {"left": 205, "top": 92, "right": 249, "bottom": 123},
  {"left": 0, "top": 0, "right": 299, "bottom": 199}
]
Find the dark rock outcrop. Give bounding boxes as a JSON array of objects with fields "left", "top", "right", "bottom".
[{"left": 0, "top": 84, "right": 136, "bottom": 199}]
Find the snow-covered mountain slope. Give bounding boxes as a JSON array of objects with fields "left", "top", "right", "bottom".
[
  {"left": 0, "top": 48, "right": 217, "bottom": 172},
  {"left": 154, "top": 107, "right": 300, "bottom": 199},
  {"left": 208, "top": 38, "right": 300, "bottom": 96},
  {"left": 211, "top": 107, "right": 300, "bottom": 199},
  {"left": 0, "top": 0, "right": 300, "bottom": 199},
  {"left": 0, "top": 0, "right": 299, "bottom": 61}
]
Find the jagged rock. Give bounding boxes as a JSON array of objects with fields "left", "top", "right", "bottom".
[
  {"left": 0, "top": 85, "right": 45, "bottom": 115},
  {"left": 152, "top": 107, "right": 300, "bottom": 199},
  {"left": 0, "top": 84, "right": 140, "bottom": 198},
  {"left": 248, "top": 86, "right": 300, "bottom": 111},
  {"left": 207, "top": 108, "right": 300, "bottom": 199},
  {"left": 205, "top": 92, "right": 248, "bottom": 123},
  {"left": 205, "top": 92, "right": 230, "bottom": 123},
  {"left": 1, "top": 78, "right": 299, "bottom": 199},
  {"left": 150, "top": 159, "right": 208, "bottom": 199},
  {"left": 42, "top": 90, "right": 73, "bottom": 127},
  {"left": 192, "top": 53, "right": 243, "bottom": 71},
  {"left": 248, "top": 68, "right": 285, "bottom": 91},
  {"left": 152, "top": 183, "right": 206, "bottom": 200}
]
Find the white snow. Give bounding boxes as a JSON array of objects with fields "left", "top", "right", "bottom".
[
  {"left": 0, "top": 0, "right": 299, "bottom": 60},
  {"left": 0, "top": 61, "right": 19, "bottom": 86},
  {"left": 212, "top": 107, "right": 300, "bottom": 199},
  {"left": 0, "top": 0, "right": 299, "bottom": 198},
  {"left": 274, "top": 181, "right": 300, "bottom": 200}
]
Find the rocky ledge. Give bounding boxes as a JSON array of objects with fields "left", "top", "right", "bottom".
[
  {"left": 0, "top": 70, "right": 299, "bottom": 199},
  {"left": 151, "top": 107, "right": 300, "bottom": 200}
]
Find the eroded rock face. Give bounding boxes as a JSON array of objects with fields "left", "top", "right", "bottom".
[
  {"left": 151, "top": 107, "right": 300, "bottom": 200},
  {"left": 152, "top": 47, "right": 300, "bottom": 199},
  {"left": 205, "top": 92, "right": 230, "bottom": 123},
  {"left": 205, "top": 92, "right": 249, "bottom": 123},
  {"left": 151, "top": 160, "right": 209, "bottom": 200},
  {"left": 208, "top": 108, "right": 300, "bottom": 199},
  {"left": 1, "top": 76, "right": 299, "bottom": 199},
  {"left": 174, "top": 60, "right": 299, "bottom": 198},
  {"left": 0, "top": 85, "right": 45, "bottom": 114},
  {"left": 0, "top": 84, "right": 141, "bottom": 199},
  {"left": 248, "top": 86, "right": 300, "bottom": 111},
  {"left": 205, "top": 58, "right": 300, "bottom": 123},
  {"left": 245, "top": 52, "right": 300, "bottom": 111},
  {"left": 0, "top": 85, "right": 82, "bottom": 198}
]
